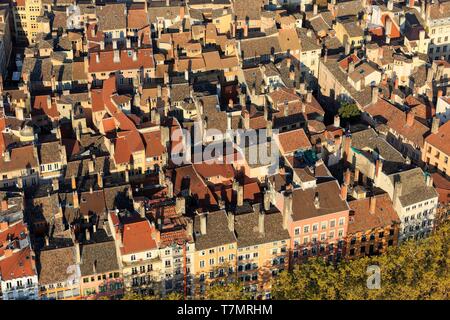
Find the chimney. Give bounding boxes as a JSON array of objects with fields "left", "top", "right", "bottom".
[
  {"left": 165, "top": 177, "right": 174, "bottom": 198},
  {"left": 306, "top": 91, "right": 312, "bottom": 103},
  {"left": 345, "top": 40, "right": 351, "bottom": 55},
  {"left": 408, "top": 0, "right": 414, "bottom": 8},
  {"left": 424, "top": 173, "right": 433, "bottom": 187},
  {"left": 1, "top": 199, "right": 8, "bottom": 212},
  {"left": 282, "top": 191, "right": 293, "bottom": 229},
  {"left": 15, "top": 107, "right": 24, "bottom": 120},
  {"left": 71, "top": 175, "right": 76, "bottom": 190},
  {"left": 387, "top": 0, "right": 393, "bottom": 11},
  {"left": 263, "top": 189, "right": 271, "bottom": 211},
  {"left": 125, "top": 168, "right": 129, "bottom": 183},
  {"left": 3, "top": 149, "right": 10, "bottom": 162},
  {"left": 52, "top": 178, "right": 59, "bottom": 191},
  {"left": 113, "top": 50, "right": 120, "bottom": 63},
  {"left": 344, "top": 169, "right": 351, "bottom": 186},
  {"left": 175, "top": 196, "right": 186, "bottom": 214},
  {"left": 369, "top": 196, "right": 377, "bottom": 214},
  {"left": 375, "top": 159, "right": 383, "bottom": 177},
  {"left": 0, "top": 220, "right": 8, "bottom": 232},
  {"left": 85, "top": 228, "right": 90, "bottom": 241},
  {"left": 237, "top": 185, "right": 244, "bottom": 206},
  {"left": 97, "top": 172, "right": 103, "bottom": 189},
  {"left": 88, "top": 160, "right": 95, "bottom": 174},
  {"left": 371, "top": 86, "right": 378, "bottom": 104},
  {"left": 393, "top": 177, "right": 403, "bottom": 203},
  {"left": 200, "top": 214, "right": 207, "bottom": 235},
  {"left": 186, "top": 219, "right": 193, "bottom": 239},
  {"left": 74, "top": 242, "right": 81, "bottom": 264},
  {"left": 313, "top": 3, "right": 318, "bottom": 15},
  {"left": 354, "top": 168, "right": 360, "bottom": 183},
  {"left": 340, "top": 183, "right": 348, "bottom": 200},
  {"left": 334, "top": 114, "right": 340, "bottom": 128},
  {"left": 139, "top": 203, "right": 146, "bottom": 218},
  {"left": 73, "top": 191, "right": 79, "bottom": 209},
  {"left": 228, "top": 98, "right": 234, "bottom": 109},
  {"left": 314, "top": 192, "right": 320, "bottom": 209},
  {"left": 431, "top": 117, "right": 440, "bottom": 134},
  {"left": 348, "top": 60, "right": 355, "bottom": 74},
  {"left": 343, "top": 134, "right": 352, "bottom": 162},
  {"left": 243, "top": 24, "right": 248, "bottom": 38},
  {"left": 406, "top": 110, "right": 414, "bottom": 127},
  {"left": 93, "top": 224, "right": 97, "bottom": 234},
  {"left": 227, "top": 212, "right": 235, "bottom": 233},
  {"left": 258, "top": 211, "right": 265, "bottom": 234}
]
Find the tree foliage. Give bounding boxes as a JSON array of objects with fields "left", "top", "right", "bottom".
[
  {"left": 205, "top": 282, "right": 251, "bottom": 300},
  {"left": 271, "top": 222, "right": 450, "bottom": 300},
  {"left": 338, "top": 102, "right": 361, "bottom": 120}
]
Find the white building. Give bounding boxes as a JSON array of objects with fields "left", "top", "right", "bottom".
[
  {"left": 0, "top": 221, "right": 39, "bottom": 300},
  {"left": 375, "top": 167, "right": 439, "bottom": 242},
  {"left": 436, "top": 95, "right": 450, "bottom": 124}
]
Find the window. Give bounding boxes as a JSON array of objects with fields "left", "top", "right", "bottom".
[
  {"left": 131, "top": 255, "right": 136, "bottom": 261},
  {"left": 312, "top": 224, "right": 318, "bottom": 232},
  {"left": 321, "top": 222, "right": 327, "bottom": 230},
  {"left": 303, "top": 225, "right": 309, "bottom": 233},
  {"left": 294, "top": 228, "right": 300, "bottom": 236},
  {"left": 338, "top": 217, "right": 345, "bottom": 226},
  {"left": 303, "top": 236, "right": 309, "bottom": 244},
  {"left": 330, "top": 219, "right": 336, "bottom": 228},
  {"left": 200, "top": 260, "right": 205, "bottom": 268},
  {"left": 209, "top": 258, "right": 215, "bottom": 266},
  {"left": 146, "top": 252, "right": 152, "bottom": 258}
]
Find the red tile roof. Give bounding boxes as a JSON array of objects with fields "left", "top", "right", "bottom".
[
  {"left": 88, "top": 47, "right": 154, "bottom": 73},
  {"left": 277, "top": 128, "right": 312, "bottom": 154},
  {"left": 425, "top": 120, "right": 450, "bottom": 156},
  {"left": 365, "top": 98, "right": 429, "bottom": 147},
  {"left": 121, "top": 218, "right": 157, "bottom": 255},
  {"left": 0, "top": 247, "right": 36, "bottom": 281}
]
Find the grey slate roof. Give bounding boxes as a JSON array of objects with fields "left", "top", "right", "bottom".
[
  {"left": 194, "top": 210, "right": 237, "bottom": 250},
  {"left": 80, "top": 240, "right": 120, "bottom": 276}
]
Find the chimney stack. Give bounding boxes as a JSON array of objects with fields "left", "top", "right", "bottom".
[
  {"left": 431, "top": 117, "right": 440, "bottom": 134},
  {"left": 371, "top": 86, "right": 378, "bottom": 104},
  {"left": 52, "top": 178, "right": 59, "bottom": 191},
  {"left": 314, "top": 192, "right": 320, "bottom": 209},
  {"left": 175, "top": 196, "right": 186, "bottom": 214},
  {"left": 334, "top": 114, "right": 340, "bottom": 128},
  {"left": 227, "top": 212, "right": 235, "bottom": 233},
  {"left": 85, "top": 228, "right": 90, "bottom": 241},
  {"left": 97, "top": 172, "right": 103, "bottom": 189},
  {"left": 200, "top": 214, "right": 207, "bottom": 235},
  {"left": 340, "top": 183, "right": 348, "bottom": 200},
  {"left": 263, "top": 189, "right": 271, "bottom": 211},
  {"left": 237, "top": 185, "right": 244, "bottom": 206},
  {"left": 282, "top": 191, "right": 293, "bottom": 229},
  {"left": 375, "top": 159, "right": 383, "bottom": 177},
  {"left": 258, "top": 211, "right": 265, "bottom": 235},
  {"left": 71, "top": 175, "right": 76, "bottom": 190},
  {"left": 406, "top": 110, "right": 414, "bottom": 127}
]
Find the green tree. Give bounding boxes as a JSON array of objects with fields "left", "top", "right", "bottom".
[
  {"left": 272, "top": 222, "right": 450, "bottom": 300},
  {"left": 205, "top": 282, "right": 251, "bottom": 300},
  {"left": 338, "top": 102, "right": 361, "bottom": 121}
]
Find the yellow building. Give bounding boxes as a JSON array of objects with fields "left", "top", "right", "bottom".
[
  {"left": 423, "top": 119, "right": 450, "bottom": 177},
  {"left": 234, "top": 203, "right": 290, "bottom": 299},
  {"left": 192, "top": 210, "right": 238, "bottom": 297},
  {"left": 334, "top": 20, "right": 364, "bottom": 50},
  {"left": 11, "top": 0, "right": 49, "bottom": 44},
  {"left": 38, "top": 245, "right": 82, "bottom": 300}
]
